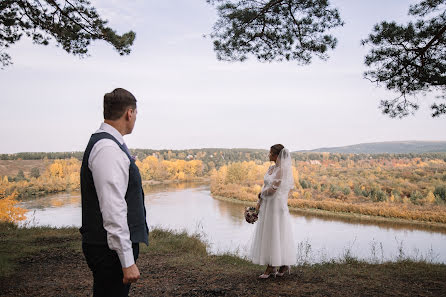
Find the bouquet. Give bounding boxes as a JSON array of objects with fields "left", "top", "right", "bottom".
[{"left": 244, "top": 207, "right": 259, "bottom": 224}]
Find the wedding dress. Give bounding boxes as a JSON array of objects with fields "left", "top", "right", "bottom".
[{"left": 250, "top": 148, "right": 297, "bottom": 266}]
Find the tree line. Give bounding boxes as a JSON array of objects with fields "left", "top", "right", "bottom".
[
  {"left": 2, "top": 152, "right": 446, "bottom": 223},
  {"left": 2, "top": 150, "right": 446, "bottom": 173},
  {"left": 210, "top": 157, "right": 446, "bottom": 223}
]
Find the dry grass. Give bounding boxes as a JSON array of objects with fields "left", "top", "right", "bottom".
[{"left": 0, "top": 160, "right": 49, "bottom": 177}]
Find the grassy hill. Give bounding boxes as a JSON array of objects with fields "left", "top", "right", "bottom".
[
  {"left": 1, "top": 224, "right": 445, "bottom": 296},
  {"left": 298, "top": 141, "right": 446, "bottom": 154}
]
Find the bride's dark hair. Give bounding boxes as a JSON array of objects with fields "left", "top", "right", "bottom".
[{"left": 270, "top": 144, "right": 284, "bottom": 156}]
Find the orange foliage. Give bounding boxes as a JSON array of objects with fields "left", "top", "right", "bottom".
[
  {"left": 0, "top": 191, "right": 26, "bottom": 223},
  {"left": 136, "top": 157, "right": 203, "bottom": 181},
  {"left": 0, "top": 158, "right": 81, "bottom": 198}
]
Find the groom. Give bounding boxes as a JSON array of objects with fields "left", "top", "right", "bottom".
[{"left": 80, "top": 88, "right": 149, "bottom": 297}]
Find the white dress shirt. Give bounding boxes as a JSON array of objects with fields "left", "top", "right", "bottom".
[{"left": 88, "top": 122, "right": 134, "bottom": 268}]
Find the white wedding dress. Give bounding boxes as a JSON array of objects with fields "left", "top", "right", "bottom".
[{"left": 250, "top": 149, "right": 297, "bottom": 266}]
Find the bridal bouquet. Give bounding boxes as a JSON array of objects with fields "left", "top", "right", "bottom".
[{"left": 244, "top": 207, "right": 259, "bottom": 224}]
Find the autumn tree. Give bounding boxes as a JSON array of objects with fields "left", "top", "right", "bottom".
[
  {"left": 0, "top": 192, "right": 26, "bottom": 223},
  {"left": 136, "top": 157, "right": 204, "bottom": 181},
  {"left": 225, "top": 162, "right": 249, "bottom": 184},
  {"left": 0, "top": 0, "right": 135, "bottom": 68},
  {"left": 362, "top": 0, "right": 446, "bottom": 118},
  {"left": 206, "top": 0, "right": 343, "bottom": 64}
]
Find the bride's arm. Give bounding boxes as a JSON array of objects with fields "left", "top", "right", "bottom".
[{"left": 260, "top": 170, "right": 282, "bottom": 200}]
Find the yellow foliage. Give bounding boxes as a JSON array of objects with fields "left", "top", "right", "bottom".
[
  {"left": 137, "top": 157, "right": 203, "bottom": 181},
  {"left": 210, "top": 159, "right": 446, "bottom": 224},
  {"left": 46, "top": 158, "right": 80, "bottom": 179},
  {"left": 0, "top": 159, "right": 81, "bottom": 199},
  {"left": 389, "top": 194, "right": 395, "bottom": 203},
  {"left": 287, "top": 198, "right": 446, "bottom": 223},
  {"left": 0, "top": 192, "right": 26, "bottom": 223},
  {"left": 292, "top": 167, "right": 299, "bottom": 188},
  {"left": 426, "top": 191, "right": 436, "bottom": 204},
  {"left": 252, "top": 184, "right": 262, "bottom": 194}
]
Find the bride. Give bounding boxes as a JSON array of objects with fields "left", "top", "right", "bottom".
[{"left": 250, "top": 144, "right": 297, "bottom": 278}]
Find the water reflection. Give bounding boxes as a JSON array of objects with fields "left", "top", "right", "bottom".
[
  {"left": 19, "top": 183, "right": 446, "bottom": 263},
  {"left": 19, "top": 192, "right": 81, "bottom": 209},
  {"left": 142, "top": 181, "right": 208, "bottom": 194}
]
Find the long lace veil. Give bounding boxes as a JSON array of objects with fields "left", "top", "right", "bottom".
[{"left": 275, "top": 148, "right": 294, "bottom": 193}]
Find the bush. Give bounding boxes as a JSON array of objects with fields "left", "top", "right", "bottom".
[
  {"left": 370, "top": 187, "right": 387, "bottom": 202},
  {"left": 410, "top": 191, "right": 424, "bottom": 205},
  {"left": 329, "top": 184, "right": 337, "bottom": 193},
  {"left": 15, "top": 170, "right": 26, "bottom": 182},
  {"left": 30, "top": 168, "right": 40, "bottom": 179},
  {"left": 320, "top": 183, "right": 327, "bottom": 191},
  {"left": 299, "top": 179, "right": 310, "bottom": 189},
  {"left": 391, "top": 189, "right": 401, "bottom": 200},
  {"left": 434, "top": 185, "right": 446, "bottom": 202}
]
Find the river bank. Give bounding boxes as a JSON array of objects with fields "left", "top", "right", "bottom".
[
  {"left": 212, "top": 195, "right": 446, "bottom": 233},
  {"left": 142, "top": 177, "right": 210, "bottom": 186},
  {"left": 0, "top": 223, "right": 445, "bottom": 296}
]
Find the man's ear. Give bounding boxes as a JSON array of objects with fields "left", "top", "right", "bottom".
[{"left": 125, "top": 108, "right": 132, "bottom": 121}]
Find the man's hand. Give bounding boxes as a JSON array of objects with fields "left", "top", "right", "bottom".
[{"left": 122, "top": 264, "right": 140, "bottom": 284}]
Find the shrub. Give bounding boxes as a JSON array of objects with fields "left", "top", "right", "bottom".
[
  {"left": 410, "top": 190, "right": 424, "bottom": 205},
  {"left": 30, "top": 168, "right": 40, "bottom": 179},
  {"left": 370, "top": 187, "right": 387, "bottom": 202},
  {"left": 320, "top": 183, "right": 327, "bottom": 191},
  {"left": 434, "top": 185, "right": 446, "bottom": 202},
  {"left": 299, "top": 179, "right": 310, "bottom": 189}
]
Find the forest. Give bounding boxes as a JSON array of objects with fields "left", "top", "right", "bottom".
[
  {"left": 211, "top": 157, "right": 446, "bottom": 223},
  {"left": 1, "top": 150, "right": 446, "bottom": 224}
]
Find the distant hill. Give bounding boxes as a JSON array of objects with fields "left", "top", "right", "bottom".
[{"left": 297, "top": 141, "right": 446, "bottom": 154}]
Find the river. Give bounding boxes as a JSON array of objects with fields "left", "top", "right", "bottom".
[{"left": 19, "top": 183, "right": 446, "bottom": 264}]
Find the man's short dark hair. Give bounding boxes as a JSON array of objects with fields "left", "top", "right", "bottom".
[{"left": 103, "top": 88, "right": 137, "bottom": 120}]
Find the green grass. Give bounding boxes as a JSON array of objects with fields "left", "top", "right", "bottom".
[
  {"left": 0, "top": 222, "right": 80, "bottom": 276},
  {"left": 142, "top": 228, "right": 207, "bottom": 256},
  {"left": 0, "top": 223, "right": 209, "bottom": 277},
  {"left": 1, "top": 223, "right": 445, "bottom": 296},
  {"left": 1, "top": 222, "right": 445, "bottom": 282}
]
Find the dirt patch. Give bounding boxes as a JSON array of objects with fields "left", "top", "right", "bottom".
[
  {"left": 0, "top": 248, "right": 91, "bottom": 297},
  {"left": 0, "top": 246, "right": 445, "bottom": 297}
]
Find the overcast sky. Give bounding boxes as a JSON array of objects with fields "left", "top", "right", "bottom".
[{"left": 1, "top": 0, "right": 445, "bottom": 154}]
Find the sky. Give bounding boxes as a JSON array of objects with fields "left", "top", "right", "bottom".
[{"left": 1, "top": 0, "right": 445, "bottom": 154}]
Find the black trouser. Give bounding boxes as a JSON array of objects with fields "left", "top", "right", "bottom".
[{"left": 82, "top": 242, "right": 140, "bottom": 297}]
